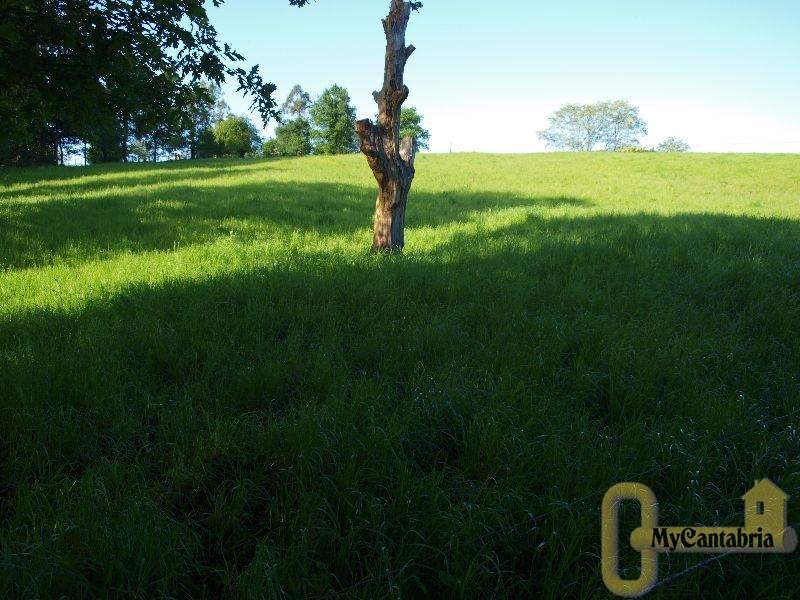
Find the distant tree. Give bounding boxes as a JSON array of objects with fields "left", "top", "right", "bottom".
[
  {"left": 263, "top": 84, "right": 314, "bottom": 157},
  {"left": 129, "top": 139, "right": 150, "bottom": 162},
  {"left": 538, "top": 101, "right": 647, "bottom": 151},
  {"left": 400, "top": 107, "right": 431, "bottom": 150},
  {"left": 214, "top": 116, "right": 262, "bottom": 157},
  {"left": 85, "top": 113, "right": 128, "bottom": 164},
  {"left": 600, "top": 100, "right": 647, "bottom": 151},
  {"left": 657, "top": 137, "right": 690, "bottom": 152},
  {"left": 281, "top": 85, "right": 313, "bottom": 119},
  {"left": 186, "top": 83, "right": 224, "bottom": 159},
  {"left": 196, "top": 129, "right": 222, "bottom": 159},
  {"left": 213, "top": 93, "right": 231, "bottom": 124},
  {"left": 263, "top": 118, "right": 312, "bottom": 157},
  {"left": 182, "top": 84, "right": 229, "bottom": 159},
  {"left": 310, "top": 85, "right": 358, "bottom": 155},
  {"left": 138, "top": 99, "right": 188, "bottom": 162},
  {"left": 538, "top": 104, "right": 604, "bottom": 151}
]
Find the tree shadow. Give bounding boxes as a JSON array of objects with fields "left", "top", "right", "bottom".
[
  {"left": 0, "top": 176, "right": 590, "bottom": 269},
  {"left": 0, "top": 159, "right": 274, "bottom": 197},
  {"left": 3, "top": 210, "right": 797, "bottom": 461}
]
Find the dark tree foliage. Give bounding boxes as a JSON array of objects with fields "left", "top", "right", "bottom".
[
  {"left": 263, "top": 118, "right": 312, "bottom": 157},
  {"left": 0, "top": 0, "right": 306, "bottom": 166}
]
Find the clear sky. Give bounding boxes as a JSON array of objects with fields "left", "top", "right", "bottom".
[{"left": 209, "top": 0, "right": 800, "bottom": 153}]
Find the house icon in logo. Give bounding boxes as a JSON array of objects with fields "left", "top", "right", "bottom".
[{"left": 742, "top": 478, "right": 789, "bottom": 531}]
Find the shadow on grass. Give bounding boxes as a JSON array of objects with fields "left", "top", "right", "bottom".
[
  {"left": 1, "top": 210, "right": 799, "bottom": 596},
  {"left": 0, "top": 177, "right": 590, "bottom": 268},
  {"left": 0, "top": 158, "right": 275, "bottom": 195}
]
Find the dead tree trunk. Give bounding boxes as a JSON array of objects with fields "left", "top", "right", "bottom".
[{"left": 356, "top": 0, "right": 417, "bottom": 252}]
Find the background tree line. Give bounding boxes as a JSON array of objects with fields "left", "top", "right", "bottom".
[{"left": 263, "top": 84, "right": 430, "bottom": 158}]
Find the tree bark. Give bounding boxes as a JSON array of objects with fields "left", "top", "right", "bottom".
[
  {"left": 356, "top": 0, "right": 417, "bottom": 252},
  {"left": 122, "top": 112, "right": 129, "bottom": 162}
]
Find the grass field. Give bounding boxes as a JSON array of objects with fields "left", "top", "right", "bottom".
[{"left": 1, "top": 152, "right": 800, "bottom": 597}]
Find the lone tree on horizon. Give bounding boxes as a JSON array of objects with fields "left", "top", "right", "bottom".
[
  {"left": 538, "top": 100, "right": 647, "bottom": 152},
  {"left": 356, "top": 0, "right": 422, "bottom": 252}
]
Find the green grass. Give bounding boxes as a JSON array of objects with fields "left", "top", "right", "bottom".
[{"left": 1, "top": 152, "right": 799, "bottom": 597}]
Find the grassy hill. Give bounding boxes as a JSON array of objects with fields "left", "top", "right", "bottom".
[{"left": 1, "top": 153, "right": 799, "bottom": 597}]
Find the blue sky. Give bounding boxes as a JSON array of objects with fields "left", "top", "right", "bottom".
[{"left": 209, "top": 0, "right": 800, "bottom": 153}]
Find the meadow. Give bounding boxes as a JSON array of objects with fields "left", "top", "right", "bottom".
[{"left": 1, "top": 152, "right": 799, "bottom": 597}]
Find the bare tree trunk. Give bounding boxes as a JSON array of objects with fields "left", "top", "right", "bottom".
[
  {"left": 122, "top": 112, "right": 129, "bottom": 162},
  {"left": 190, "top": 128, "right": 197, "bottom": 160},
  {"left": 356, "top": 0, "right": 418, "bottom": 252}
]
